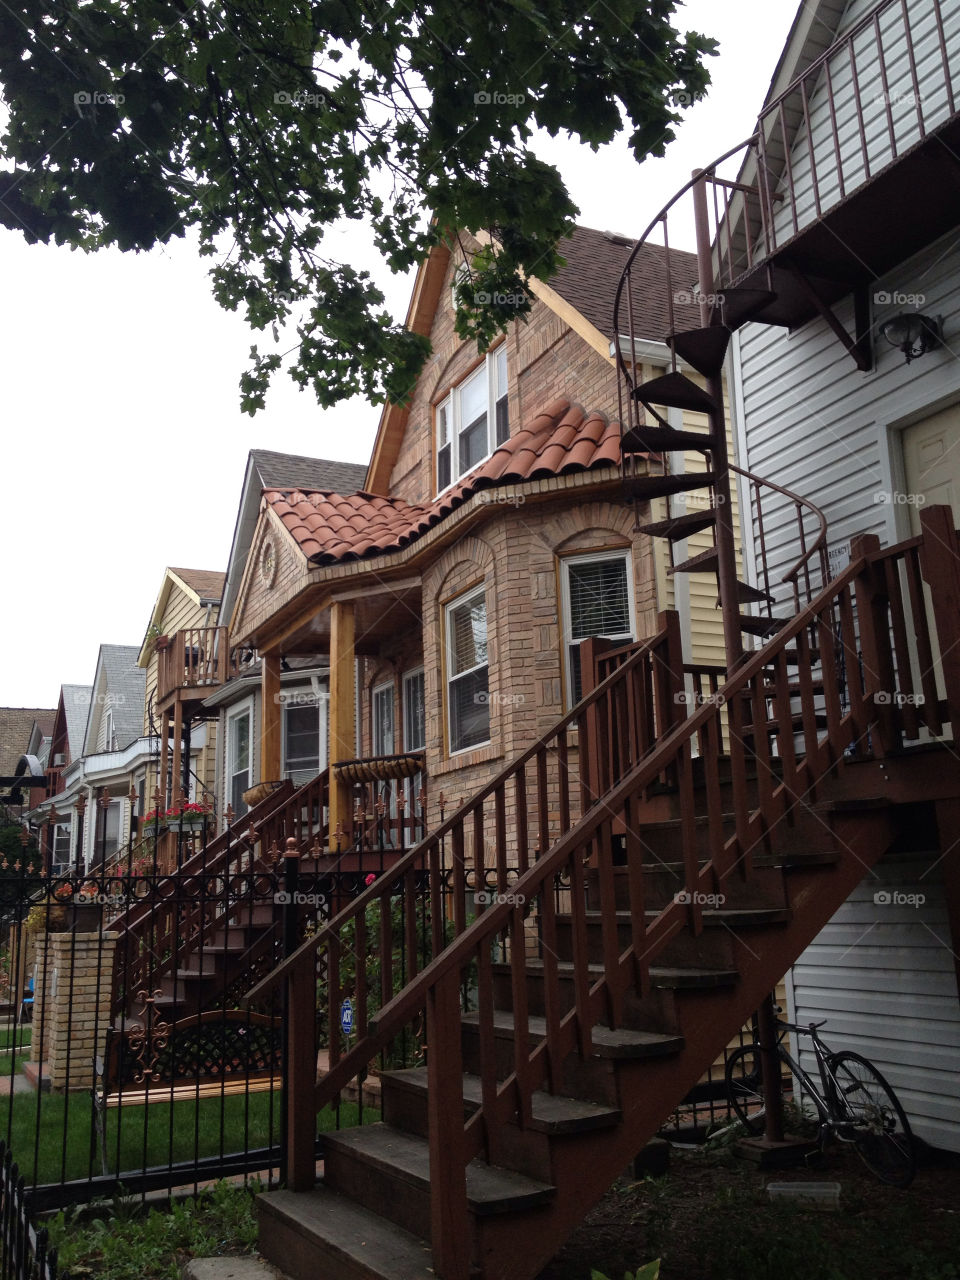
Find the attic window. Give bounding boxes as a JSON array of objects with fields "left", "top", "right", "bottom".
[{"left": 436, "top": 345, "right": 508, "bottom": 493}]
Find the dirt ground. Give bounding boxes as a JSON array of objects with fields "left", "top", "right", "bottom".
[{"left": 538, "top": 1139, "right": 960, "bottom": 1280}]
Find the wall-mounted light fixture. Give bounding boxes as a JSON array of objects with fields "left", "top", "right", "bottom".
[{"left": 879, "top": 312, "right": 943, "bottom": 363}]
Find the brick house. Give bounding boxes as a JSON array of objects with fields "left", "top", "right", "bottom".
[{"left": 226, "top": 225, "right": 726, "bottom": 846}]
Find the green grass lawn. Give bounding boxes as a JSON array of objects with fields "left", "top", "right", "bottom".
[
  {"left": 0, "top": 1024, "right": 31, "bottom": 1052},
  {"left": 0, "top": 1087, "right": 362, "bottom": 1186}
]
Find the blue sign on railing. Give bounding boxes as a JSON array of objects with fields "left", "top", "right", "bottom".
[{"left": 340, "top": 998, "right": 354, "bottom": 1036}]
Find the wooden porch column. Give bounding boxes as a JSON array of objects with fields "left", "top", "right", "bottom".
[
  {"left": 261, "top": 651, "right": 283, "bottom": 782},
  {"left": 329, "top": 601, "right": 356, "bottom": 851}
]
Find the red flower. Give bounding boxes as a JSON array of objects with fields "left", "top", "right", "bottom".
[{"left": 364, "top": 873, "right": 376, "bottom": 886}]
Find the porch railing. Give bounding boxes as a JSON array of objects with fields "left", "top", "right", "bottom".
[
  {"left": 247, "top": 504, "right": 960, "bottom": 1275},
  {"left": 155, "top": 627, "right": 239, "bottom": 704}
]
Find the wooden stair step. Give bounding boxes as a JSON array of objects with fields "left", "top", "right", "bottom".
[
  {"left": 635, "top": 509, "right": 716, "bottom": 540},
  {"left": 325, "top": 1124, "right": 556, "bottom": 1216},
  {"left": 622, "top": 472, "right": 715, "bottom": 502},
  {"left": 492, "top": 959, "right": 739, "bottom": 992},
  {"left": 461, "top": 1010, "right": 684, "bottom": 1060},
  {"left": 737, "top": 579, "right": 775, "bottom": 605},
  {"left": 739, "top": 613, "right": 790, "bottom": 637},
  {"left": 257, "top": 1184, "right": 436, "bottom": 1280},
  {"left": 621, "top": 425, "right": 717, "bottom": 454},
  {"left": 384, "top": 1068, "right": 622, "bottom": 1135},
  {"left": 666, "top": 325, "right": 731, "bottom": 377},
  {"left": 710, "top": 287, "right": 777, "bottom": 330},
  {"left": 761, "top": 680, "right": 826, "bottom": 696},
  {"left": 632, "top": 370, "right": 719, "bottom": 414},
  {"left": 669, "top": 546, "right": 719, "bottom": 574}
]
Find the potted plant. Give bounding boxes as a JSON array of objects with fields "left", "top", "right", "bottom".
[
  {"left": 165, "top": 801, "right": 208, "bottom": 832},
  {"left": 142, "top": 808, "right": 167, "bottom": 835}
]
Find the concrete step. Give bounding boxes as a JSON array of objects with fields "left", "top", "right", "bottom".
[{"left": 258, "top": 1184, "right": 435, "bottom": 1280}]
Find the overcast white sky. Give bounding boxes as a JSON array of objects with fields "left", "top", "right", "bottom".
[{"left": 0, "top": 1, "right": 799, "bottom": 708}]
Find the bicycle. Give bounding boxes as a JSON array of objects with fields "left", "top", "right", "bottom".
[{"left": 724, "top": 1012, "right": 916, "bottom": 1187}]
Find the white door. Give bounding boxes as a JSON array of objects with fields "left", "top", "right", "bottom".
[{"left": 902, "top": 406, "right": 960, "bottom": 720}]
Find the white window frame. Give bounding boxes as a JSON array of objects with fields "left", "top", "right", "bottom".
[
  {"left": 372, "top": 681, "right": 396, "bottom": 756},
  {"left": 559, "top": 549, "right": 636, "bottom": 709},
  {"left": 226, "top": 697, "right": 254, "bottom": 820},
  {"left": 436, "top": 344, "right": 509, "bottom": 494},
  {"left": 280, "top": 687, "right": 329, "bottom": 781},
  {"left": 103, "top": 707, "right": 117, "bottom": 751},
  {"left": 401, "top": 667, "right": 426, "bottom": 827},
  {"left": 445, "top": 587, "right": 491, "bottom": 755}
]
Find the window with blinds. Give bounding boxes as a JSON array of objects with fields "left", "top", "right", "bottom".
[
  {"left": 562, "top": 552, "right": 635, "bottom": 706},
  {"left": 436, "top": 345, "right": 508, "bottom": 492},
  {"left": 446, "top": 588, "right": 490, "bottom": 752}
]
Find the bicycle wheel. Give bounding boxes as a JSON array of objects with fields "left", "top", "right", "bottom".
[
  {"left": 724, "top": 1045, "right": 765, "bottom": 1135},
  {"left": 828, "top": 1051, "right": 916, "bottom": 1187}
]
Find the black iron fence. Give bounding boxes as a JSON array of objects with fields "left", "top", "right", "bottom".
[{"left": 0, "top": 827, "right": 770, "bottom": 1269}]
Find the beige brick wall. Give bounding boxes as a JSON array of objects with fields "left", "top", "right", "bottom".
[{"left": 31, "top": 930, "right": 118, "bottom": 1091}]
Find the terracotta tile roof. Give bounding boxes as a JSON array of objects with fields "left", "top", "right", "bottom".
[
  {"left": 171, "top": 567, "right": 226, "bottom": 602},
  {"left": 549, "top": 226, "right": 701, "bottom": 342},
  {"left": 265, "top": 399, "right": 622, "bottom": 566}
]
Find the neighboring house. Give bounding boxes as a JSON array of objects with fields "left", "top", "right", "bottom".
[
  {"left": 28, "top": 649, "right": 150, "bottom": 874},
  {"left": 667, "top": 0, "right": 960, "bottom": 1152},
  {"left": 137, "top": 566, "right": 225, "bottom": 815},
  {"left": 208, "top": 451, "right": 367, "bottom": 823},
  {"left": 225, "top": 224, "right": 745, "bottom": 846},
  {"left": 0, "top": 707, "right": 56, "bottom": 813}
]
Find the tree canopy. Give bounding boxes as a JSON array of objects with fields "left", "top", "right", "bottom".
[{"left": 0, "top": 1, "right": 716, "bottom": 411}]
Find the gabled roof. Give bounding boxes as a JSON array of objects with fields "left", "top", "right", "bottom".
[
  {"left": 543, "top": 226, "right": 700, "bottom": 344},
  {"left": 221, "top": 450, "right": 368, "bottom": 628},
  {"left": 265, "top": 398, "right": 621, "bottom": 566},
  {"left": 61, "top": 686, "right": 92, "bottom": 763},
  {"left": 760, "top": 1, "right": 848, "bottom": 114},
  {"left": 170, "top": 567, "right": 225, "bottom": 603},
  {"left": 0, "top": 708, "right": 56, "bottom": 777},
  {"left": 365, "top": 225, "right": 699, "bottom": 494},
  {"left": 83, "top": 646, "right": 146, "bottom": 755},
  {"left": 138, "top": 566, "right": 226, "bottom": 665}
]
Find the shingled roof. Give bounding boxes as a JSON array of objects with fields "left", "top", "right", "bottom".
[
  {"left": 0, "top": 708, "right": 56, "bottom": 777},
  {"left": 251, "top": 450, "right": 368, "bottom": 495},
  {"left": 549, "top": 226, "right": 701, "bottom": 343},
  {"left": 171, "top": 568, "right": 225, "bottom": 603},
  {"left": 264, "top": 399, "right": 621, "bottom": 565}
]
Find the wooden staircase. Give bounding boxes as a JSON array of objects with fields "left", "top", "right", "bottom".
[{"left": 247, "top": 507, "right": 960, "bottom": 1278}]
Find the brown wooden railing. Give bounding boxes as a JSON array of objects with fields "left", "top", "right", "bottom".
[
  {"left": 247, "top": 505, "right": 960, "bottom": 1273},
  {"left": 156, "top": 627, "right": 239, "bottom": 703},
  {"left": 731, "top": 462, "right": 830, "bottom": 612},
  {"left": 108, "top": 778, "right": 302, "bottom": 1018}
]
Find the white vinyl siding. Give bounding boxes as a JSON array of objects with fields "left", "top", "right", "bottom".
[
  {"left": 787, "top": 852, "right": 960, "bottom": 1153},
  {"left": 769, "top": 0, "right": 960, "bottom": 246},
  {"left": 733, "top": 229, "right": 960, "bottom": 606}
]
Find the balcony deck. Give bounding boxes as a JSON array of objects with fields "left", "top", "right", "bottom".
[{"left": 155, "top": 626, "right": 238, "bottom": 716}]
